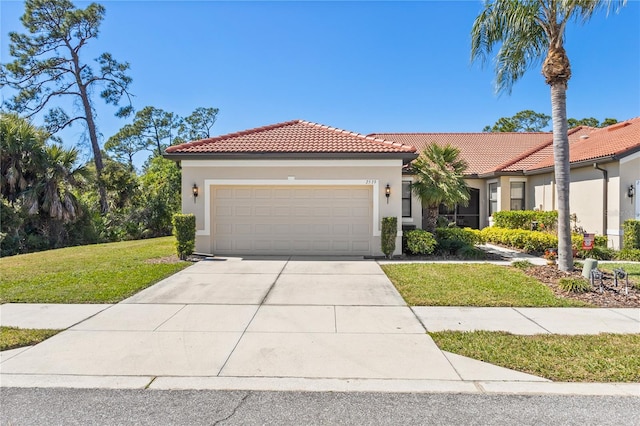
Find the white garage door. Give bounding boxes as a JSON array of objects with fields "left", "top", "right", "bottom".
[{"left": 212, "top": 185, "right": 372, "bottom": 255}]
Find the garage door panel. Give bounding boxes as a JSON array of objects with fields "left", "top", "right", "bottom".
[{"left": 212, "top": 185, "right": 372, "bottom": 255}]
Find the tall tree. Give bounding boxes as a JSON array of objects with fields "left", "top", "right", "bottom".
[
  {"left": 179, "top": 107, "right": 219, "bottom": 141},
  {"left": 483, "top": 110, "right": 551, "bottom": 132},
  {"left": 567, "top": 116, "right": 618, "bottom": 128},
  {"left": 471, "top": 0, "right": 626, "bottom": 272},
  {"left": 1, "top": 0, "right": 133, "bottom": 213},
  {"left": 411, "top": 143, "right": 470, "bottom": 233},
  {"left": 106, "top": 106, "right": 180, "bottom": 164}
]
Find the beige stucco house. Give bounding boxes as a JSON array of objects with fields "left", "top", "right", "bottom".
[
  {"left": 164, "top": 120, "right": 417, "bottom": 256},
  {"left": 165, "top": 117, "right": 640, "bottom": 255}
]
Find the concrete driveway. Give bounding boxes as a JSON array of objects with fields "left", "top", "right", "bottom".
[{"left": 1, "top": 257, "right": 555, "bottom": 391}]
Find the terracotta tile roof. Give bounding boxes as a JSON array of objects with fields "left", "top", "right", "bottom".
[
  {"left": 494, "top": 127, "right": 593, "bottom": 173},
  {"left": 526, "top": 117, "right": 640, "bottom": 171},
  {"left": 369, "top": 132, "right": 552, "bottom": 175},
  {"left": 165, "top": 120, "right": 417, "bottom": 155}
]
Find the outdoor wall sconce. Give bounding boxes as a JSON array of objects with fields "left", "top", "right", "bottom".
[
  {"left": 192, "top": 183, "right": 199, "bottom": 201},
  {"left": 629, "top": 185, "right": 635, "bottom": 198},
  {"left": 385, "top": 184, "right": 391, "bottom": 204}
]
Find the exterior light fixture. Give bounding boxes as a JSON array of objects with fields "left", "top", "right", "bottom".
[
  {"left": 629, "top": 185, "right": 635, "bottom": 198},
  {"left": 192, "top": 183, "right": 199, "bottom": 201},
  {"left": 385, "top": 184, "right": 391, "bottom": 204}
]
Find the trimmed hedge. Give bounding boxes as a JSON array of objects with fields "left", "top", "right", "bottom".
[
  {"left": 381, "top": 217, "right": 397, "bottom": 259},
  {"left": 617, "top": 249, "right": 640, "bottom": 262},
  {"left": 172, "top": 213, "right": 196, "bottom": 260},
  {"left": 492, "top": 210, "right": 558, "bottom": 230},
  {"left": 405, "top": 229, "right": 437, "bottom": 255},
  {"left": 480, "top": 227, "right": 557, "bottom": 252},
  {"left": 622, "top": 220, "right": 640, "bottom": 250}
]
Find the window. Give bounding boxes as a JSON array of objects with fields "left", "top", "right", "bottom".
[
  {"left": 510, "top": 182, "right": 525, "bottom": 210},
  {"left": 488, "top": 182, "right": 498, "bottom": 216},
  {"left": 402, "top": 181, "right": 412, "bottom": 217}
]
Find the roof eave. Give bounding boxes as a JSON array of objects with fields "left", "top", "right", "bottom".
[
  {"left": 524, "top": 155, "right": 617, "bottom": 175},
  {"left": 163, "top": 151, "right": 419, "bottom": 164}
]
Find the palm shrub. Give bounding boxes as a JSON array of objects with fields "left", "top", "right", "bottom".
[
  {"left": 411, "top": 143, "right": 470, "bottom": 233},
  {"left": 172, "top": 213, "right": 196, "bottom": 260},
  {"left": 405, "top": 229, "right": 437, "bottom": 255},
  {"left": 381, "top": 216, "right": 397, "bottom": 259}
]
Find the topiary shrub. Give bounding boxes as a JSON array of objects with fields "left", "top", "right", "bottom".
[
  {"left": 622, "top": 220, "right": 640, "bottom": 250},
  {"left": 405, "top": 229, "right": 437, "bottom": 255},
  {"left": 558, "top": 277, "right": 591, "bottom": 293},
  {"left": 381, "top": 216, "right": 397, "bottom": 259},
  {"left": 172, "top": 213, "right": 196, "bottom": 260}
]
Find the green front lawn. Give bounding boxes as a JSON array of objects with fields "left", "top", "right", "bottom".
[
  {"left": 431, "top": 331, "right": 640, "bottom": 382},
  {"left": 381, "top": 263, "right": 588, "bottom": 307},
  {"left": 0, "top": 326, "right": 61, "bottom": 351},
  {"left": 599, "top": 262, "right": 640, "bottom": 285},
  {"left": 0, "top": 237, "right": 189, "bottom": 303}
]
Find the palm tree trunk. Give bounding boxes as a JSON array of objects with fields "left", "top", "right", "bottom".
[
  {"left": 550, "top": 83, "right": 572, "bottom": 272},
  {"left": 424, "top": 206, "right": 439, "bottom": 233}
]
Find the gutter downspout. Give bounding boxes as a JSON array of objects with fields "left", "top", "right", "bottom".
[{"left": 593, "top": 163, "right": 608, "bottom": 236}]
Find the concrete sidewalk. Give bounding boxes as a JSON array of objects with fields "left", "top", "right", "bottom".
[{"left": 1, "top": 257, "right": 639, "bottom": 396}]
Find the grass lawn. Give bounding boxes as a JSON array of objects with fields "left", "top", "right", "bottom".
[
  {"left": 381, "top": 263, "right": 589, "bottom": 307},
  {"left": 0, "top": 237, "right": 190, "bottom": 303},
  {"left": 0, "top": 326, "right": 61, "bottom": 351},
  {"left": 431, "top": 331, "right": 640, "bottom": 382}
]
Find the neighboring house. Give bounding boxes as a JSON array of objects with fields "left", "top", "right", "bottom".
[
  {"left": 373, "top": 116, "right": 640, "bottom": 249},
  {"left": 164, "top": 120, "right": 417, "bottom": 256},
  {"left": 165, "top": 117, "right": 640, "bottom": 256}
]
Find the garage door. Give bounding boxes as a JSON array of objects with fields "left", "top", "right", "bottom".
[{"left": 212, "top": 185, "right": 372, "bottom": 255}]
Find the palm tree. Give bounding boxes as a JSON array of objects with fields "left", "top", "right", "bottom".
[
  {"left": 0, "top": 113, "right": 47, "bottom": 203},
  {"left": 412, "top": 143, "right": 470, "bottom": 233},
  {"left": 471, "top": 0, "right": 626, "bottom": 271}
]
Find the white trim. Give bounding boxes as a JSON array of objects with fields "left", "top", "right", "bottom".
[
  {"left": 196, "top": 179, "right": 382, "bottom": 237},
  {"left": 508, "top": 177, "right": 527, "bottom": 182},
  {"left": 606, "top": 229, "right": 622, "bottom": 236},
  {"left": 182, "top": 159, "right": 401, "bottom": 168},
  {"left": 620, "top": 151, "right": 640, "bottom": 164}
]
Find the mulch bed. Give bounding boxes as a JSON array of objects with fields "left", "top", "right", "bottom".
[{"left": 521, "top": 265, "right": 640, "bottom": 308}]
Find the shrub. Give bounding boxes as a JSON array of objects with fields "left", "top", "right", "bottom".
[
  {"left": 381, "top": 217, "right": 397, "bottom": 259},
  {"left": 172, "top": 213, "right": 196, "bottom": 260},
  {"left": 435, "top": 227, "right": 485, "bottom": 246},
  {"left": 456, "top": 244, "right": 485, "bottom": 260},
  {"left": 576, "top": 246, "right": 615, "bottom": 260},
  {"left": 512, "top": 260, "right": 534, "bottom": 270},
  {"left": 558, "top": 277, "right": 592, "bottom": 293},
  {"left": 492, "top": 210, "right": 557, "bottom": 230},
  {"left": 405, "top": 229, "right": 437, "bottom": 255},
  {"left": 622, "top": 220, "right": 640, "bottom": 250},
  {"left": 616, "top": 249, "right": 640, "bottom": 262},
  {"left": 480, "top": 227, "right": 557, "bottom": 253}
]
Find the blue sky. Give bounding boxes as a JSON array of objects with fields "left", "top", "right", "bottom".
[{"left": 1, "top": 0, "right": 639, "bottom": 165}]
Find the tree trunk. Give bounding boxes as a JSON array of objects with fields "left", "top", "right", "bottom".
[
  {"left": 424, "top": 206, "right": 439, "bottom": 233},
  {"left": 71, "top": 50, "right": 109, "bottom": 213},
  {"left": 550, "top": 83, "right": 572, "bottom": 272}
]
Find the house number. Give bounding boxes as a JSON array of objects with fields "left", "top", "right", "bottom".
[{"left": 365, "top": 180, "right": 377, "bottom": 184}]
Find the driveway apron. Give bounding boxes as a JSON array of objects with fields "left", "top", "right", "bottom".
[{"left": 0, "top": 257, "right": 460, "bottom": 381}]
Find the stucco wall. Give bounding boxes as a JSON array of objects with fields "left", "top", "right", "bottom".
[
  {"left": 528, "top": 160, "right": 633, "bottom": 249},
  {"left": 180, "top": 159, "right": 404, "bottom": 256},
  {"left": 620, "top": 153, "right": 640, "bottom": 225}
]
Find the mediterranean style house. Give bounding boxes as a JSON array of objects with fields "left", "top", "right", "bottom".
[{"left": 164, "top": 117, "right": 640, "bottom": 256}]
